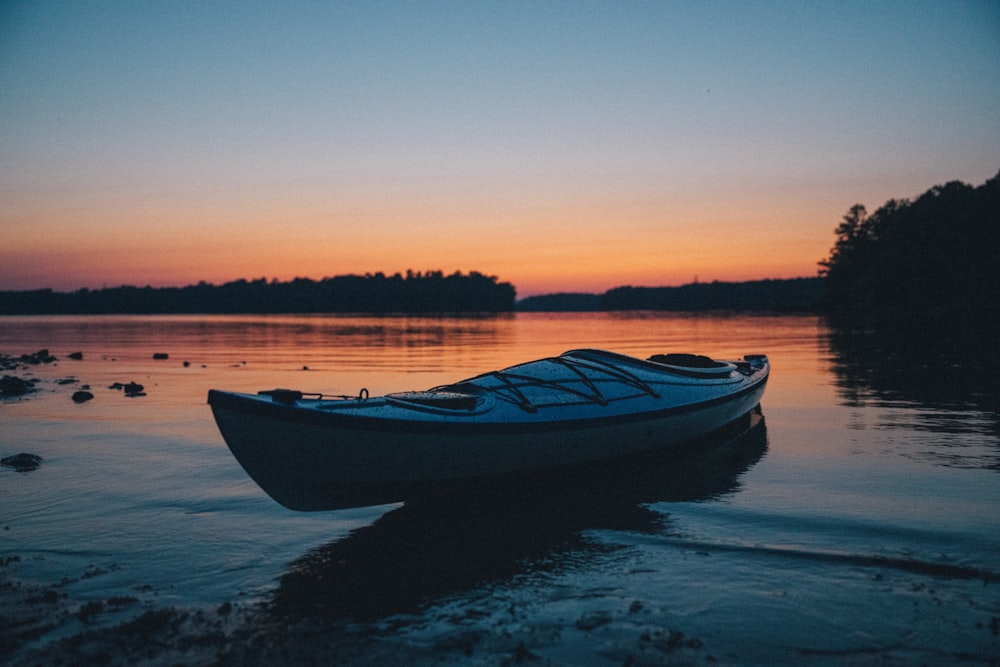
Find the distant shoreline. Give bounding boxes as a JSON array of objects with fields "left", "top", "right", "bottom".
[
  {"left": 517, "top": 277, "right": 823, "bottom": 312},
  {"left": 0, "top": 276, "right": 824, "bottom": 315}
]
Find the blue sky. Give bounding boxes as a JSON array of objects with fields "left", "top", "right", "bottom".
[{"left": 2, "top": 1, "right": 998, "bottom": 294}]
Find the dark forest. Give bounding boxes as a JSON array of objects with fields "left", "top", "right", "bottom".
[
  {"left": 818, "top": 170, "right": 998, "bottom": 350},
  {"left": 0, "top": 271, "right": 516, "bottom": 314}
]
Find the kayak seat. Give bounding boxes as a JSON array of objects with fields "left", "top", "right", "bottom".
[{"left": 648, "top": 353, "right": 729, "bottom": 369}]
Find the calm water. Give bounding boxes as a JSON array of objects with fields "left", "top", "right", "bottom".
[{"left": 2, "top": 313, "right": 998, "bottom": 664}]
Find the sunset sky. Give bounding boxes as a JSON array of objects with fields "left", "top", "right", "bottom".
[{"left": 2, "top": 2, "right": 998, "bottom": 297}]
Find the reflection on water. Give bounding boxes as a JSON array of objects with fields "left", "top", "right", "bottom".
[
  {"left": 0, "top": 313, "right": 519, "bottom": 374},
  {"left": 825, "top": 327, "right": 1000, "bottom": 470},
  {"left": 826, "top": 327, "right": 999, "bottom": 411},
  {"left": 272, "top": 411, "right": 767, "bottom": 621}
]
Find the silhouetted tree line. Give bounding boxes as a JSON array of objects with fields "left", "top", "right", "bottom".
[
  {"left": 0, "top": 271, "right": 516, "bottom": 314},
  {"left": 818, "top": 170, "right": 999, "bottom": 351},
  {"left": 599, "top": 278, "right": 823, "bottom": 312},
  {"left": 516, "top": 279, "right": 822, "bottom": 312}
]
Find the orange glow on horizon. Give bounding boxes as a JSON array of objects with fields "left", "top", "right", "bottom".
[{"left": 0, "top": 182, "right": 834, "bottom": 296}]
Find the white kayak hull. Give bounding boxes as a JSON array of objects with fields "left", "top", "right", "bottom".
[{"left": 208, "top": 349, "right": 769, "bottom": 510}]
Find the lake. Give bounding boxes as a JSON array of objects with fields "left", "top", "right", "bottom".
[{"left": 2, "top": 313, "right": 998, "bottom": 665}]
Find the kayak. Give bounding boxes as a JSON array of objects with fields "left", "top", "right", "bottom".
[{"left": 208, "top": 349, "right": 769, "bottom": 511}]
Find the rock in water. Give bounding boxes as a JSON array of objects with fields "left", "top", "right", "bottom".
[
  {"left": 110, "top": 381, "right": 146, "bottom": 397},
  {"left": 0, "top": 375, "right": 38, "bottom": 398},
  {"left": 20, "top": 350, "right": 57, "bottom": 364},
  {"left": 72, "top": 390, "right": 95, "bottom": 403},
  {"left": 123, "top": 382, "right": 145, "bottom": 397},
  {"left": 1, "top": 453, "right": 42, "bottom": 472}
]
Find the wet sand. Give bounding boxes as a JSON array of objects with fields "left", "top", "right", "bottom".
[
  {"left": 10, "top": 554, "right": 995, "bottom": 666},
  {"left": 2, "top": 562, "right": 716, "bottom": 667},
  {"left": 2, "top": 572, "right": 435, "bottom": 666}
]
